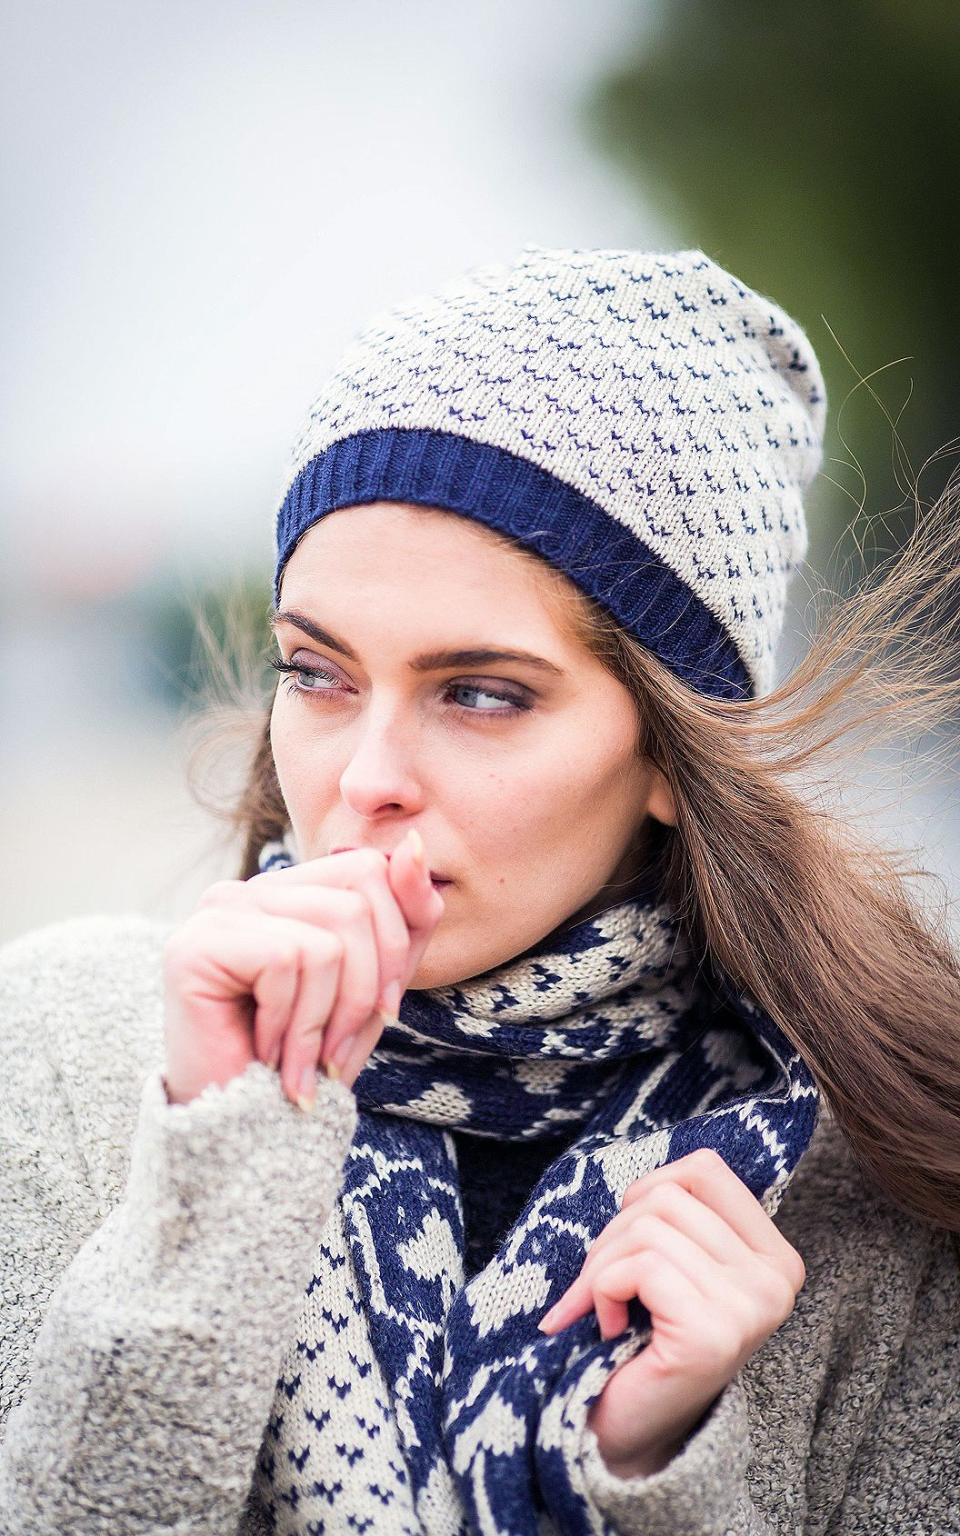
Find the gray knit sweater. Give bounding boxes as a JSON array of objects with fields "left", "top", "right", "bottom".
[{"left": 1, "top": 913, "right": 957, "bottom": 1534}]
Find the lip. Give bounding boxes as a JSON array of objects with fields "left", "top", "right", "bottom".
[{"left": 330, "top": 845, "right": 452, "bottom": 883}]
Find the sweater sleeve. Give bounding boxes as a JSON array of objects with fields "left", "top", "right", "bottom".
[
  {"left": 0, "top": 917, "right": 358, "bottom": 1536},
  {"left": 565, "top": 1192, "right": 960, "bottom": 1535},
  {"left": 575, "top": 1374, "right": 769, "bottom": 1535}
]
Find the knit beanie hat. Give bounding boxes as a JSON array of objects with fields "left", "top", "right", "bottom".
[{"left": 272, "top": 245, "right": 827, "bottom": 700}]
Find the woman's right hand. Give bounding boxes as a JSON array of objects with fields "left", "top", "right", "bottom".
[{"left": 161, "top": 828, "right": 446, "bottom": 1110}]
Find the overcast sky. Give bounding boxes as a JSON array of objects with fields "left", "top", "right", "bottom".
[{"left": 1, "top": 0, "right": 665, "bottom": 598}]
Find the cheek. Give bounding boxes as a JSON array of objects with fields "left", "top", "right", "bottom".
[
  {"left": 463, "top": 738, "right": 621, "bottom": 856},
  {"left": 269, "top": 697, "right": 293, "bottom": 783},
  {"left": 269, "top": 696, "right": 324, "bottom": 808}
]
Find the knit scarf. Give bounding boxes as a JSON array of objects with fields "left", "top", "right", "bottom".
[{"left": 253, "top": 833, "right": 820, "bottom": 1536}]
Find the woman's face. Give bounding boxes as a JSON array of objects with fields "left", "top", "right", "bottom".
[{"left": 270, "top": 501, "right": 676, "bottom": 988}]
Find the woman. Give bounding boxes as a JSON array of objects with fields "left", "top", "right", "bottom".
[{"left": 1, "top": 245, "right": 958, "bottom": 1535}]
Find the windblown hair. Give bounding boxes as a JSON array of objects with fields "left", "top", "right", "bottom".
[{"left": 181, "top": 459, "right": 960, "bottom": 1234}]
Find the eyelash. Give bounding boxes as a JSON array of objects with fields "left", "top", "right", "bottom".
[{"left": 268, "top": 658, "right": 531, "bottom": 720}]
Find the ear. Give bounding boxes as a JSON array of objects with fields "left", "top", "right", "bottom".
[{"left": 646, "top": 768, "right": 677, "bottom": 827}]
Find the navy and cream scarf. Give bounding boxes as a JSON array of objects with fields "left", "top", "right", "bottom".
[{"left": 254, "top": 833, "right": 820, "bottom": 1535}]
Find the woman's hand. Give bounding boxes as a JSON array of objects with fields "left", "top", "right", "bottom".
[
  {"left": 537, "top": 1147, "right": 806, "bottom": 1478},
  {"left": 162, "top": 829, "right": 445, "bottom": 1110}
]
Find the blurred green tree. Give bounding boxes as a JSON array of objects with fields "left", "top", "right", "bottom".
[{"left": 581, "top": 0, "right": 960, "bottom": 575}]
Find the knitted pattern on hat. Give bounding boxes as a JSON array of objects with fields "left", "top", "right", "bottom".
[{"left": 272, "top": 245, "right": 827, "bottom": 700}]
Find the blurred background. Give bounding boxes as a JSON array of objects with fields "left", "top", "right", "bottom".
[{"left": 3, "top": 0, "right": 959, "bottom": 943}]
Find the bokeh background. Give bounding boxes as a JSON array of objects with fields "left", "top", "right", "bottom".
[{"left": 3, "top": 0, "right": 959, "bottom": 943}]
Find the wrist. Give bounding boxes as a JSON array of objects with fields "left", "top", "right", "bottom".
[
  {"left": 593, "top": 1430, "right": 688, "bottom": 1480},
  {"left": 587, "top": 1388, "right": 720, "bottom": 1481}
]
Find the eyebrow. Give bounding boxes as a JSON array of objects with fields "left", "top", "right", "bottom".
[{"left": 269, "top": 608, "right": 566, "bottom": 677}]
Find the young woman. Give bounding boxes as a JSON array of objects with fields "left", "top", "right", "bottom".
[{"left": 2, "top": 245, "right": 958, "bottom": 1536}]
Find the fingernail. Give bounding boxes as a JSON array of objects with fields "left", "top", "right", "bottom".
[
  {"left": 381, "top": 979, "right": 402, "bottom": 1015},
  {"left": 296, "top": 1064, "right": 316, "bottom": 1112},
  {"left": 537, "top": 1304, "right": 560, "bottom": 1333},
  {"left": 328, "top": 1032, "right": 356, "bottom": 1076},
  {"left": 267, "top": 1041, "right": 281, "bottom": 1071}
]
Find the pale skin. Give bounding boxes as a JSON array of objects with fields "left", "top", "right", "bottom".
[{"left": 161, "top": 499, "right": 805, "bottom": 1481}]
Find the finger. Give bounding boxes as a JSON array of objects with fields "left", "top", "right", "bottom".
[
  {"left": 321, "top": 836, "right": 446, "bottom": 1085},
  {"left": 248, "top": 848, "right": 412, "bottom": 1014},
  {"left": 250, "top": 944, "right": 301, "bottom": 1069},
  {"left": 622, "top": 1251, "right": 703, "bottom": 1342},
  {"left": 334, "top": 1009, "right": 386, "bottom": 1091},
  {"left": 318, "top": 839, "right": 444, "bottom": 1080},
  {"left": 207, "top": 909, "right": 344, "bottom": 1102},
  {"left": 539, "top": 1214, "right": 715, "bottom": 1336},
  {"left": 276, "top": 927, "right": 346, "bottom": 1106},
  {"left": 306, "top": 889, "right": 381, "bottom": 1072},
  {"left": 621, "top": 1148, "right": 806, "bottom": 1290},
  {"left": 540, "top": 1151, "right": 778, "bottom": 1334},
  {"left": 385, "top": 835, "right": 445, "bottom": 976},
  {"left": 214, "top": 880, "right": 396, "bottom": 1070},
  {"left": 594, "top": 1289, "right": 630, "bottom": 1343},
  {"left": 386, "top": 830, "right": 447, "bottom": 943},
  {"left": 168, "top": 908, "right": 337, "bottom": 1092},
  {"left": 592, "top": 1243, "right": 716, "bottom": 1342},
  {"left": 554, "top": 1179, "right": 757, "bottom": 1323},
  {"left": 248, "top": 836, "right": 443, "bottom": 967}
]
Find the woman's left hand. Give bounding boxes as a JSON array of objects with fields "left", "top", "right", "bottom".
[{"left": 536, "top": 1147, "right": 806, "bottom": 1478}]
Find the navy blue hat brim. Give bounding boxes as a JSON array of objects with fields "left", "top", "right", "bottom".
[{"left": 274, "top": 427, "right": 753, "bottom": 702}]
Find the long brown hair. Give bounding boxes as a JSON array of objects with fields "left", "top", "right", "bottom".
[{"left": 181, "top": 460, "right": 960, "bottom": 1234}]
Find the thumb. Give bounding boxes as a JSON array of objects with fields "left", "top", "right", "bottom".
[{"left": 387, "top": 829, "right": 447, "bottom": 983}]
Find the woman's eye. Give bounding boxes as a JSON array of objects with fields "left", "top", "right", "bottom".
[
  {"left": 273, "top": 660, "right": 339, "bottom": 692},
  {"left": 445, "top": 681, "right": 529, "bottom": 715},
  {"left": 269, "top": 658, "right": 530, "bottom": 718}
]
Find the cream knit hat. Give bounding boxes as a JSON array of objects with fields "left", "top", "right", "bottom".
[{"left": 273, "top": 245, "right": 826, "bottom": 699}]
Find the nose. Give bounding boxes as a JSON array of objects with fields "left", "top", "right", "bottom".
[{"left": 337, "top": 707, "right": 422, "bottom": 820}]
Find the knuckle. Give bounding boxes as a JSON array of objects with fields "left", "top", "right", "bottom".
[
  {"left": 313, "top": 928, "right": 345, "bottom": 964},
  {"left": 592, "top": 1263, "right": 621, "bottom": 1298},
  {"left": 338, "top": 889, "right": 370, "bottom": 924},
  {"left": 269, "top": 941, "right": 301, "bottom": 972},
  {"left": 787, "top": 1248, "right": 807, "bottom": 1292},
  {"left": 693, "top": 1147, "right": 726, "bottom": 1175},
  {"left": 626, "top": 1210, "right": 660, "bottom": 1246},
  {"left": 162, "top": 921, "right": 204, "bottom": 970},
  {"left": 772, "top": 1268, "right": 800, "bottom": 1317},
  {"left": 343, "top": 992, "right": 380, "bottom": 1029},
  {"left": 632, "top": 1246, "right": 668, "bottom": 1277},
  {"left": 645, "top": 1182, "right": 685, "bottom": 1218},
  {"left": 294, "top": 1015, "right": 328, "bottom": 1044}
]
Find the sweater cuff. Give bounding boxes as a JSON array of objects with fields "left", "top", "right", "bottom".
[
  {"left": 577, "top": 1376, "right": 752, "bottom": 1535},
  {"left": 118, "top": 1059, "right": 358, "bottom": 1297}
]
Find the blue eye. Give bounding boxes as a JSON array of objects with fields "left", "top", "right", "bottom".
[
  {"left": 444, "top": 681, "right": 529, "bottom": 716},
  {"left": 269, "top": 659, "right": 531, "bottom": 720}
]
